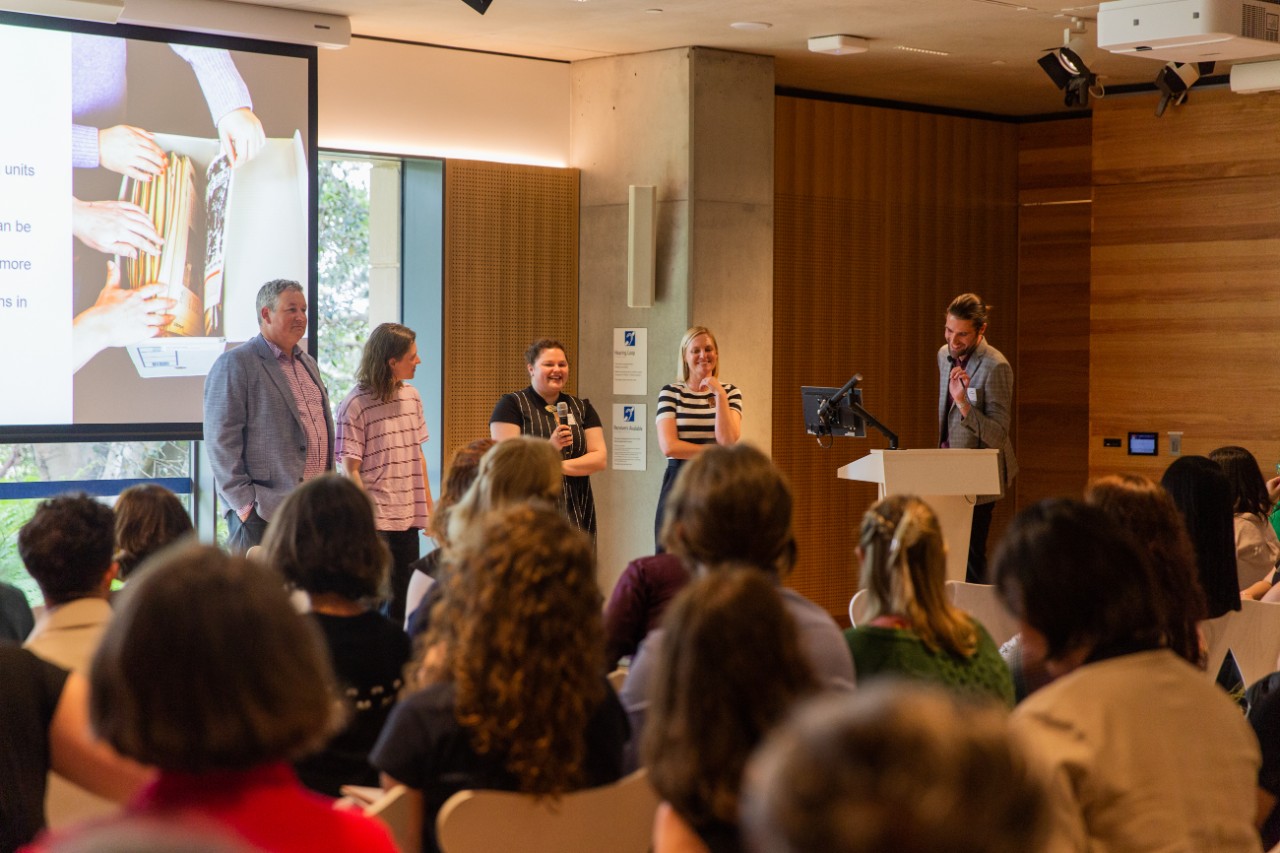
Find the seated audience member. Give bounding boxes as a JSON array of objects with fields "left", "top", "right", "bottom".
[
  {"left": 1162, "top": 456, "right": 1242, "bottom": 619},
  {"left": 644, "top": 569, "right": 816, "bottom": 853},
  {"left": 995, "top": 499, "right": 1260, "bottom": 851},
  {"left": 1209, "top": 445, "right": 1280, "bottom": 598},
  {"left": 372, "top": 505, "right": 628, "bottom": 853},
  {"left": 1084, "top": 474, "right": 1207, "bottom": 666},
  {"left": 603, "top": 552, "right": 689, "bottom": 667},
  {"left": 0, "top": 581, "right": 34, "bottom": 642},
  {"left": 620, "top": 445, "right": 854, "bottom": 748},
  {"left": 1248, "top": 684, "right": 1280, "bottom": 847},
  {"left": 261, "top": 474, "right": 411, "bottom": 797},
  {"left": 31, "top": 545, "right": 397, "bottom": 853},
  {"left": 408, "top": 436, "right": 562, "bottom": 638},
  {"left": 844, "top": 495, "right": 1013, "bottom": 706},
  {"left": 1, "top": 643, "right": 151, "bottom": 852},
  {"left": 1006, "top": 475, "right": 1212, "bottom": 704},
  {"left": 403, "top": 438, "right": 494, "bottom": 629},
  {"left": 21, "top": 495, "right": 124, "bottom": 826},
  {"left": 112, "top": 484, "right": 194, "bottom": 582},
  {"left": 739, "top": 682, "right": 1048, "bottom": 853},
  {"left": 38, "top": 818, "right": 256, "bottom": 853},
  {"left": 21, "top": 494, "right": 117, "bottom": 672}
]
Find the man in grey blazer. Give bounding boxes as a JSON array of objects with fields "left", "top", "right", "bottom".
[
  {"left": 204, "top": 279, "right": 333, "bottom": 553},
  {"left": 938, "top": 293, "right": 1017, "bottom": 583}
]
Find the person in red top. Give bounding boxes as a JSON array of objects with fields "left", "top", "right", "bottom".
[{"left": 28, "top": 544, "right": 396, "bottom": 853}]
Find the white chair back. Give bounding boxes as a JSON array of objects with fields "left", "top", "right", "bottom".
[
  {"left": 945, "top": 581, "right": 1019, "bottom": 646},
  {"left": 364, "top": 785, "right": 414, "bottom": 853},
  {"left": 436, "top": 768, "right": 659, "bottom": 853},
  {"left": 1203, "top": 600, "right": 1280, "bottom": 688}
]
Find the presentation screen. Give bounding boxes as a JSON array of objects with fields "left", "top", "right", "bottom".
[{"left": 0, "top": 12, "right": 316, "bottom": 441}]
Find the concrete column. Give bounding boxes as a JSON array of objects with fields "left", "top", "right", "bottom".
[{"left": 572, "top": 47, "right": 774, "bottom": 592}]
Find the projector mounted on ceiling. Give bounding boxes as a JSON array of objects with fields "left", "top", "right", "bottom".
[{"left": 1098, "top": 0, "right": 1280, "bottom": 62}]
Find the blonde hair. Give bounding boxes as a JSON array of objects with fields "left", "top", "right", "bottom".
[
  {"left": 446, "top": 436, "right": 562, "bottom": 544},
  {"left": 677, "top": 326, "right": 720, "bottom": 383},
  {"left": 859, "top": 496, "right": 976, "bottom": 657}
]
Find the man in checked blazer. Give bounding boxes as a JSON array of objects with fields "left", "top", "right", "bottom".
[
  {"left": 938, "top": 292, "right": 1018, "bottom": 584},
  {"left": 204, "top": 279, "right": 334, "bottom": 553}
]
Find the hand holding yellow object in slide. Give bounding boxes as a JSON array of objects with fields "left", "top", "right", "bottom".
[
  {"left": 71, "top": 197, "right": 163, "bottom": 259},
  {"left": 73, "top": 260, "right": 176, "bottom": 371}
]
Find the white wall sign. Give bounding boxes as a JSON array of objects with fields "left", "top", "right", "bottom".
[
  {"left": 612, "top": 327, "right": 647, "bottom": 396},
  {"left": 612, "top": 403, "right": 646, "bottom": 471}
]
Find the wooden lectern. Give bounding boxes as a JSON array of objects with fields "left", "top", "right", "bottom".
[{"left": 838, "top": 449, "right": 1002, "bottom": 583}]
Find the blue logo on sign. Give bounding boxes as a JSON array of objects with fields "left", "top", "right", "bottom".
[
  {"left": 623, "top": 406, "right": 636, "bottom": 422},
  {"left": 624, "top": 330, "right": 637, "bottom": 347}
]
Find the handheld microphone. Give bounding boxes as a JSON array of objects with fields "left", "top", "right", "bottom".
[{"left": 556, "top": 402, "right": 570, "bottom": 457}]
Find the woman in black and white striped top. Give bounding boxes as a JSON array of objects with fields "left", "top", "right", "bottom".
[{"left": 654, "top": 326, "right": 743, "bottom": 549}]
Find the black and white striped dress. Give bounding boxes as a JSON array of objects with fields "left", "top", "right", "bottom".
[
  {"left": 490, "top": 386, "right": 602, "bottom": 539},
  {"left": 653, "top": 382, "right": 743, "bottom": 547}
]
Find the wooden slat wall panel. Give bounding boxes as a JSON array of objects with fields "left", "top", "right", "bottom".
[
  {"left": 1017, "top": 118, "right": 1092, "bottom": 505},
  {"left": 442, "top": 160, "right": 580, "bottom": 458},
  {"left": 1091, "top": 90, "right": 1280, "bottom": 480},
  {"left": 774, "top": 96, "right": 1019, "bottom": 619}
]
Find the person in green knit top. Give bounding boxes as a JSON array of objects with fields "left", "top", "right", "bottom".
[{"left": 844, "top": 495, "right": 1014, "bottom": 707}]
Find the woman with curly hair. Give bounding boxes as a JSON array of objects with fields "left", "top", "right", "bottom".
[
  {"left": 1084, "top": 474, "right": 1207, "bottom": 666},
  {"left": 644, "top": 569, "right": 816, "bottom": 853},
  {"left": 844, "top": 495, "right": 1013, "bottom": 706},
  {"left": 371, "top": 503, "right": 628, "bottom": 853}
]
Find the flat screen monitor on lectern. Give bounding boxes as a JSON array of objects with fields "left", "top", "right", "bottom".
[{"left": 801, "top": 386, "right": 866, "bottom": 439}]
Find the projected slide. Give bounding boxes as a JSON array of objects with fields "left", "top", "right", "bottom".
[{"left": 0, "top": 18, "right": 311, "bottom": 433}]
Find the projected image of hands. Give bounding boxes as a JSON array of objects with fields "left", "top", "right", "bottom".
[{"left": 0, "top": 20, "right": 310, "bottom": 431}]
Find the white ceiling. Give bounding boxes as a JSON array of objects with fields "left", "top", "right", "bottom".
[{"left": 253, "top": 0, "right": 1208, "bottom": 116}]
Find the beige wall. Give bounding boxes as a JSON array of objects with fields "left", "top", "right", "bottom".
[{"left": 318, "top": 37, "right": 570, "bottom": 165}]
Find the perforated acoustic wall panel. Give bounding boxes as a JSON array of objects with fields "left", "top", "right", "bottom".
[
  {"left": 1017, "top": 117, "right": 1091, "bottom": 505},
  {"left": 442, "top": 160, "right": 580, "bottom": 458},
  {"left": 774, "top": 96, "right": 1019, "bottom": 619}
]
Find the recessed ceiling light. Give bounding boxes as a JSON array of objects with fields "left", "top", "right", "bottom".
[
  {"left": 731, "top": 21, "right": 772, "bottom": 30},
  {"left": 894, "top": 44, "right": 950, "bottom": 56}
]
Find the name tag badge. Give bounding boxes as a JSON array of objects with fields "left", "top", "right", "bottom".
[{"left": 967, "top": 387, "right": 978, "bottom": 403}]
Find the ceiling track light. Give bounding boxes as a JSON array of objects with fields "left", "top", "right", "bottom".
[
  {"left": 1154, "top": 60, "right": 1214, "bottom": 117},
  {"left": 1037, "top": 46, "right": 1096, "bottom": 108},
  {"left": 460, "top": 0, "right": 495, "bottom": 15}
]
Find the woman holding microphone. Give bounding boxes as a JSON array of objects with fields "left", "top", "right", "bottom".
[
  {"left": 490, "top": 338, "right": 606, "bottom": 538},
  {"left": 654, "top": 326, "right": 742, "bottom": 549}
]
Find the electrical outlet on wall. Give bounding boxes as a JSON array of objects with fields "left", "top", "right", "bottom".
[{"left": 1168, "top": 431, "right": 1182, "bottom": 456}]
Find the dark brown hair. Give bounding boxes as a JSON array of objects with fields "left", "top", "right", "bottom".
[
  {"left": 113, "top": 484, "right": 193, "bottom": 580},
  {"left": 524, "top": 338, "right": 568, "bottom": 366},
  {"left": 355, "top": 322, "right": 417, "bottom": 403},
  {"left": 1209, "top": 445, "right": 1273, "bottom": 518},
  {"left": 428, "top": 504, "right": 605, "bottom": 794},
  {"left": 741, "top": 683, "right": 1049, "bottom": 853},
  {"left": 19, "top": 493, "right": 115, "bottom": 605},
  {"left": 90, "top": 544, "right": 339, "bottom": 772},
  {"left": 993, "top": 498, "right": 1165, "bottom": 661},
  {"left": 1084, "top": 474, "right": 1207, "bottom": 666},
  {"left": 660, "top": 443, "right": 796, "bottom": 576},
  {"left": 644, "top": 568, "right": 816, "bottom": 830},
  {"left": 1161, "top": 455, "right": 1241, "bottom": 618},
  {"left": 946, "top": 293, "right": 989, "bottom": 329},
  {"left": 261, "top": 473, "right": 390, "bottom": 602}
]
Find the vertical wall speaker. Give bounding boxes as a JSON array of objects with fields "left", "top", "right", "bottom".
[{"left": 628, "top": 185, "right": 657, "bottom": 308}]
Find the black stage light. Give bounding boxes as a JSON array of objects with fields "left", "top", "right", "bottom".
[
  {"left": 460, "top": 0, "right": 494, "bottom": 14},
  {"left": 1037, "top": 47, "right": 1096, "bottom": 108}
]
